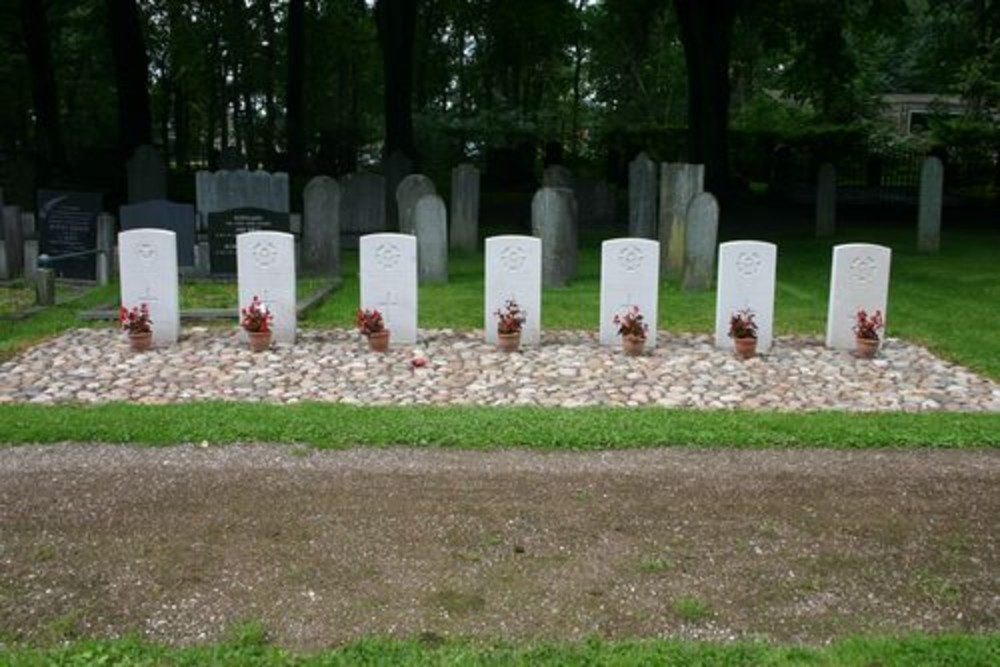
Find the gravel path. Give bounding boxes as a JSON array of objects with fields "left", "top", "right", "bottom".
[
  {"left": 1, "top": 327, "right": 998, "bottom": 410},
  {"left": 0, "top": 444, "right": 997, "bottom": 648}
]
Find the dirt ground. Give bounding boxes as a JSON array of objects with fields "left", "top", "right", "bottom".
[{"left": 0, "top": 444, "right": 997, "bottom": 649}]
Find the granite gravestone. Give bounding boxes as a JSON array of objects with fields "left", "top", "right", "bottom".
[
  {"left": 628, "top": 152, "right": 657, "bottom": 239},
  {"left": 918, "top": 156, "right": 943, "bottom": 253},
  {"left": 450, "top": 164, "right": 480, "bottom": 253},
  {"left": 714, "top": 241, "right": 777, "bottom": 353},
  {"left": 118, "top": 228, "right": 180, "bottom": 347},
  {"left": 395, "top": 174, "right": 436, "bottom": 235},
  {"left": 414, "top": 194, "right": 448, "bottom": 283},
  {"left": 659, "top": 163, "right": 704, "bottom": 280},
  {"left": 120, "top": 200, "right": 196, "bottom": 267},
  {"left": 484, "top": 235, "right": 542, "bottom": 346},
  {"left": 531, "top": 187, "right": 576, "bottom": 288},
  {"left": 302, "top": 176, "right": 341, "bottom": 277},
  {"left": 208, "top": 208, "right": 290, "bottom": 274},
  {"left": 680, "top": 192, "right": 719, "bottom": 291},
  {"left": 37, "top": 190, "right": 102, "bottom": 280},
  {"left": 599, "top": 238, "right": 660, "bottom": 347},
  {"left": 340, "top": 172, "right": 386, "bottom": 248},
  {"left": 126, "top": 144, "right": 167, "bottom": 204}
]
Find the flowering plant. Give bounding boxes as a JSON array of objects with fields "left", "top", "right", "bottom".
[
  {"left": 728, "top": 308, "right": 758, "bottom": 340},
  {"left": 614, "top": 305, "right": 648, "bottom": 339},
  {"left": 241, "top": 295, "right": 273, "bottom": 333},
  {"left": 119, "top": 303, "right": 152, "bottom": 335},
  {"left": 495, "top": 299, "right": 526, "bottom": 335},
  {"left": 355, "top": 308, "right": 386, "bottom": 337},
  {"left": 853, "top": 308, "right": 884, "bottom": 341}
]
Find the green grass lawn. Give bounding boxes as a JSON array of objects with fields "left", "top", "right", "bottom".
[{"left": 1, "top": 630, "right": 997, "bottom": 666}]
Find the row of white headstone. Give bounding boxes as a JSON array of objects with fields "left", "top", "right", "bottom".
[{"left": 121, "top": 226, "right": 890, "bottom": 354}]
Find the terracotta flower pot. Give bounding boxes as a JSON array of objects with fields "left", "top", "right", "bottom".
[
  {"left": 733, "top": 336, "right": 757, "bottom": 360},
  {"left": 368, "top": 329, "right": 390, "bottom": 352},
  {"left": 497, "top": 331, "right": 521, "bottom": 352},
  {"left": 247, "top": 330, "right": 272, "bottom": 353},
  {"left": 622, "top": 333, "right": 646, "bottom": 357},
  {"left": 128, "top": 331, "right": 153, "bottom": 352},
  {"left": 855, "top": 336, "right": 879, "bottom": 359}
]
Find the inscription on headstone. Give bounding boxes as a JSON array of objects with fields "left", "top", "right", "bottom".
[
  {"left": 599, "top": 238, "right": 660, "bottom": 347},
  {"left": 37, "top": 190, "right": 102, "bottom": 280},
  {"left": 207, "top": 207, "right": 290, "bottom": 274}
]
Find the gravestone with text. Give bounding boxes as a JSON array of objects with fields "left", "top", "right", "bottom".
[
  {"left": 340, "top": 172, "right": 386, "bottom": 247},
  {"left": 680, "top": 191, "right": 719, "bottom": 291},
  {"left": 208, "top": 208, "right": 290, "bottom": 274},
  {"left": 659, "top": 163, "right": 704, "bottom": 280},
  {"left": 126, "top": 144, "right": 167, "bottom": 204},
  {"left": 237, "top": 231, "right": 297, "bottom": 344},
  {"left": 395, "top": 174, "right": 436, "bottom": 235},
  {"left": 918, "top": 156, "right": 943, "bottom": 253},
  {"left": 414, "top": 194, "right": 448, "bottom": 283},
  {"left": 37, "top": 190, "right": 102, "bottom": 280},
  {"left": 360, "top": 233, "right": 418, "bottom": 344},
  {"left": 450, "top": 164, "right": 480, "bottom": 252},
  {"left": 628, "top": 152, "right": 657, "bottom": 239},
  {"left": 599, "top": 238, "right": 660, "bottom": 347},
  {"left": 531, "top": 187, "right": 576, "bottom": 288},
  {"left": 714, "top": 241, "right": 777, "bottom": 353},
  {"left": 120, "top": 200, "right": 196, "bottom": 267},
  {"left": 118, "top": 228, "right": 180, "bottom": 347},
  {"left": 826, "top": 243, "right": 891, "bottom": 350},
  {"left": 485, "top": 235, "right": 541, "bottom": 346},
  {"left": 302, "top": 176, "right": 341, "bottom": 277}
]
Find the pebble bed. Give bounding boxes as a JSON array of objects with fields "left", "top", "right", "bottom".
[{"left": 1, "top": 327, "right": 998, "bottom": 411}]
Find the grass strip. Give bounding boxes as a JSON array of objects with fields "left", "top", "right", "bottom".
[
  {"left": 1, "top": 403, "right": 997, "bottom": 448},
  {"left": 1, "top": 630, "right": 997, "bottom": 666}
]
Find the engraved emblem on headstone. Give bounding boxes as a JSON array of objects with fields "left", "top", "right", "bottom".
[
  {"left": 849, "top": 255, "right": 876, "bottom": 283},
  {"left": 252, "top": 240, "right": 278, "bottom": 269},
  {"left": 374, "top": 243, "right": 400, "bottom": 270},
  {"left": 617, "top": 244, "right": 644, "bottom": 273},
  {"left": 736, "top": 251, "right": 761, "bottom": 276},
  {"left": 499, "top": 245, "right": 527, "bottom": 273},
  {"left": 136, "top": 243, "right": 156, "bottom": 263}
]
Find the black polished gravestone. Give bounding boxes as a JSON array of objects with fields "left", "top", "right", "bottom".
[
  {"left": 120, "top": 200, "right": 196, "bottom": 266},
  {"left": 37, "top": 190, "right": 102, "bottom": 280},
  {"left": 207, "top": 207, "right": 290, "bottom": 274}
]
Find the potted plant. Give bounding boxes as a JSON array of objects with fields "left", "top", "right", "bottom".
[
  {"left": 853, "top": 308, "right": 884, "bottom": 358},
  {"left": 241, "top": 295, "right": 273, "bottom": 352},
  {"left": 119, "top": 303, "right": 153, "bottom": 352},
  {"left": 728, "top": 308, "right": 759, "bottom": 359},
  {"left": 614, "top": 305, "right": 648, "bottom": 356},
  {"left": 356, "top": 308, "right": 389, "bottom": 352},
  {"left": 494, "top": 299, "right": 525, "bottom": 352}
]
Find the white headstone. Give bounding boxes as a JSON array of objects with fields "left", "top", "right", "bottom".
[
  {"left": 237, "top": 231, "right": 296, "bottom": 344},
  {"left": 681, "top": 191, "right": 719, "bottom": 291},
  {"left": 118, "top": 228, "right": 180, "bottom": 347},
  {"left": 450, "top": 164, "right": 480, "bottom": 252},
  {"left": 628, "top": 152, "right": 657, "bottom": 239},
  {"left": 825, "top": 243, "right": 891, "bottom": 350},
  {"left": 815, "top": 163, "right": 836, "bottom": 237},
  {"left": 599, "top": 238, "right": 660, "bottom": 347},
  {"left": 395, "top": 174, "right": 436, "bottom": 235},
  {"left": 414, "top": 194, "right": 448, "bottom": 283},
  {"left": 918, "top": 156, "right": 943, "bottom": 253},
  {"left": 714, "top": 241, "right": 777, "bottom": 353},
  {"left": 302, "top": 176, "right": 341, "bottom": 277},
  {"left": 359, "top": 233, "right": 418, "bottom": 344},
  {"left": 485, "top": 235, "right": 541, "bottom": 345}
]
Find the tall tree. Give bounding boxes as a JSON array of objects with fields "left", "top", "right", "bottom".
[
  {"left": 375, "top": 0, "right": 418, "bottom": 159},
  {"left": 674, "top": 0, "right": 737, "bottom": 195},
  {"left": 107, "top": 0, "right": 153, "bottom": 158},
  {"left": 287, "top": 0, "right": 306, "bottom": 170},
  {"left": 19, "top": 0, "right": 67, "bottom": 173}
]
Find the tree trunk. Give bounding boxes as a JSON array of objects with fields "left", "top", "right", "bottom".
[
  {"left": 375, "top": 0, "right": 418, "bottom": 160},
  {"left": 107, "top": 0, "right": 153, "bottom": 159},
  {"left": 259, "top": 0, "right": 278, "bottom": 166},
  {"left": 287, "top": 0, "right": 306, "bottom": 171},
  {"left": 674, "top": 0, "right": 735, "bottom": 196},
  {"left": 19, "top": 0, "right": 67, "bottom": 173}
]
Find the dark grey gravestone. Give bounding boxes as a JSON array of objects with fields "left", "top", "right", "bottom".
[
  {"left": 340, "top": 172, "right": 386, "bottom": 248},
  {"left": 37, "top": 190, "right": 102, "bottom": 280},
  {"left": 414, "top": 193, "right": 448, "bottom": 283},
  {"left": 126, "top": 144, "right": 167, "bottom": 203},
  {"left": 219, "top": 147, "right": 248, "bottom": 170},
  {"left": 918, "top": 156, "right": 943, "bottom": 253},
  {"left": 681, "top": 192, "right": 719, "bottom": 291},
  {"left": 531, "top": 187, "right": 576, "bottom": 288},
  {"left": 207, "top": 207, "right": 290, "bottom": 274},
  {"left": 449, "top": 164, "right": 480, "bottom": 252},
  {"left": 302, "top": 176, "right": 342, "bottom": 277},
  {"left": 628, "top": 152, "right": 657, "bottom": 239},
  {"left": 120, "top": 199, "right": 196, "bottom": 267}
]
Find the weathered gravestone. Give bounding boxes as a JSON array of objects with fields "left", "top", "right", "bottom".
[
  {"left": 628, "top": 152, "right": 657, "bottom": 239},
  {"left": 302, "top": 176, "right": 341, "bottom": 277},
  {"left": 359, "top": 233, "right": 418, "bottom": 344},
  {"left": 118, "top": 228, "right": 180, "bottom": 347},
  {"left": 2, "top": 204, "right": 24, "bottom": 279},
  {"left": 120, "top": 200, "right": 196, "bottom": 267},
  {"left": 659, "top": 163, "right": 704, "bottom": 280},
  {"left": 826, "top": 243, "right": 891, "bottom": 350},
  {"left": 340, "top": 172, "right": 386, "bottom": 248},
  {"left": 395, "top": 174, "right": 436, "bottom": 235},
  {"left": 237, "top": 231, "right": 297, "bottom": 344},
  {"left": 531, "top": 187, "right": 576, "bottom": 288},
  {"left": 208, "top": 208, "right": 290, "bottom": 274},
  {"left": 680, "top": 191, "right": 719, "bottom": 291},
  {"left": 126, "top": 144, "right": 167, "bottom": 204},
  {"left": 384, "top": 151, "right": 413, "bottom": 233},
  {"left": 599, "top": 238, "right": 660, "bottom": 347},
  {"left": 484, "top": 235, "right": 541, "bottom": 346},
  {"left": 450, "top": 164, "right": 480, "bottom": 252},
  {"left": 815, "top": 163, "right": 836, "bottom": 237},
  {"left": 37, "top": 190, "right": 102, "bottom": 280},
  {"left": 714, "top": 241, "right": 777, "bottom": 353},
  {"left": 542, "top": 165, "right": 573, "bottom": 189},
  {"left": 918, "top": 156, "right": 943, "bottom": 253},
  {"left": 414, "top": 194, "right": 448, "bottom": 283}
]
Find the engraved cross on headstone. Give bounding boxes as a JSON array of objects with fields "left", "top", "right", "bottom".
[{"left": 377, "top": 290, "right": 400, "bottom": 326}]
